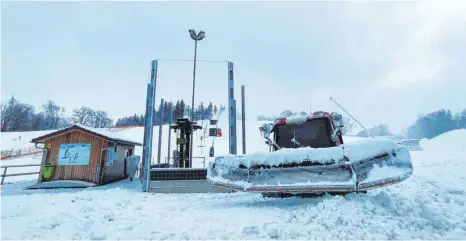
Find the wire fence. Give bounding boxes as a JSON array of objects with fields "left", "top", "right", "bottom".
[
  {"left": 0, "top": 164, "right": 41, "bottom": 185},
  {"left": 1, "top": 147, "right": 43, "bottom": 160}
]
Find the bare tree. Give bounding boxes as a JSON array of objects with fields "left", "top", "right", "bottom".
[
  {"left": 92, "top": 110, "right": 113, "bottom": 128},
  {"left": 1, "top": 97, "right": 35, "bottom": 131},
  {"left": 71, "top": 106, "right": 95, "bottom": 126},
  {"left": 340, "top": 116, "right": 354, "bottom": 135},
  {"left": 279, "top": 110, "right": 294, "bottom": 118},
  {"left": 42, "top": 100, "right": 66, "bottom": 129}
]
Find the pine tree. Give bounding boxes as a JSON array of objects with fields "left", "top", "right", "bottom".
[
  {"left": 179, "top": 100, "right": 186, "bottom": 118},
  {"left": 207, "top": 102, "right": 213, "bottom": 119},
  {"left": 167, "top": 101, "right": 174, "bottom": 123},
  {"left": 198, "top": 102, "right": 205, "bottom": 120},
  {"left": 163, "top": 101, "right": 169, "bottom": 124}
]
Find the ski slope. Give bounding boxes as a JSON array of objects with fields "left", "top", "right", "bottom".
[{"left": 1, "top": 125, "right": 466, "bottom": 239}]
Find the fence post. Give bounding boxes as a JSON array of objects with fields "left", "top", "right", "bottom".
[{"left": 1, "top": 167, "right": 7, "bottom": 185}]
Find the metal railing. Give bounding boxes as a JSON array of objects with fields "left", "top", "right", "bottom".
[
  {"left": 163, "top": 156, "right": 206, "bottom": 168},
  {"left": 1, "top": 164, "right": 41, "bottom": 185},
  {"left": 1, "top": 147, "right": 43, "bottom": 160},
  {"left": 397, "top": 139, "right": 423, "bottom": 151}
]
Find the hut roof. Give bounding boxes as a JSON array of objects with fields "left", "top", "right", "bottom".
[{"left": 31, "top": 124, "right": 142, "bottom": 146}]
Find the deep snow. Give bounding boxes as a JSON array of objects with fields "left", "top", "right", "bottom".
[{"left": 1, "top": 126, "right": 466, "bottom": 239}]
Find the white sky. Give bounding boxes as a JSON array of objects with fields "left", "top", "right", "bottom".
[{"left": 2, "top": 1, "right": 465, "bottom": 133}]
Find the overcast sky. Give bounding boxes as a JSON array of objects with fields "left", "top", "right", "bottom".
[{"left": 2, "top": 1, "right": 465, "bottom": 133}]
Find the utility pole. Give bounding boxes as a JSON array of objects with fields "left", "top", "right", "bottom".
[{"left": 188, "top": 29, "right": 206, "bottom": 167}]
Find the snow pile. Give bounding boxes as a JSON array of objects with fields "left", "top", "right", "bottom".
[
  {"left": 410, "top": 129, "right": 466, "bottom": 191},
  {"left": 344, "top": 137, "right": 400, "bottom": 161},
  {"left": 212, "top": 137, "right": 403, "bottom": 168}
]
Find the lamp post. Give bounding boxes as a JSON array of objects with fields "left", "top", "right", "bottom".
[{"left": 188, "top": 29, "right": 205, "bottom": 167}]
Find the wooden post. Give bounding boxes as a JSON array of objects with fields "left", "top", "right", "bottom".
[
  {"left": 1, "top": 167, "right": 7, "bottom": 185},
  {"left": 37, "top": 147, "right": 48, "bottom": 184}
]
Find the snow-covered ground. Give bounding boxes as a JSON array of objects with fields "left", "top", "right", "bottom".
[{"left": 1, "top": 125, "right": 466, "bottom": 239}]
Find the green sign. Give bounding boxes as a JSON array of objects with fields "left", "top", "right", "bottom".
[{"left": 177, "top": 138, "right": 187, "bottom": 145}]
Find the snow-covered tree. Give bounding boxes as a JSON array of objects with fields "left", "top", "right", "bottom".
[
  {"left": 71, "top": 106, "right": 95, "bottom": 126},
  {"left": 340, "top": 116, "right": 354, "bottom": 135}
]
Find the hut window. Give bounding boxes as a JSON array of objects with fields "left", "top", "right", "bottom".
[{"left": 125, "top": 148, "right": 133, "bottom": 157}]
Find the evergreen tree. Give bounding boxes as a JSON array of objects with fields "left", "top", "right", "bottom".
[
  {"left": 179, "top": 100, "right": 186, "bottom": 118},
  {"left": 198, "top": 102, "right": 205, "bottom": 120},
  {"left": 207, "top": 102, "right": 213, "bottom": 119},
  {"left": 163, "top": 101, "right": 169, "bottom": 124}
]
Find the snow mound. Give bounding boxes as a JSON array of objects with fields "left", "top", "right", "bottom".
[
  {"left": 213, "top": 138, "right": 402, "bottom": 168},
  {"left": 419, "top": 129, "right": 466, "bottom": 153},
  {"left": 410, "top": 129, "right": 466, "bottom": 191}
]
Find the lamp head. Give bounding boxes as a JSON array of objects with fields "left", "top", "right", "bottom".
[
  {"left": 189, "top": 29, "right": 206, "bottom": 41},
  {"left": 197, "top": 31, "right": 205, "bottom": 40},
  {"left": 189, "top": 29, "right": 197, "bottom": 40}
]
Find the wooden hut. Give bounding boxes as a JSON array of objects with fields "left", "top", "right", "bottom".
[{"left": 30, "top": 124, "right": 142, "bottom": 187}]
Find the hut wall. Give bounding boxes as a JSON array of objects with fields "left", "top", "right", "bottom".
[
  {"left": 44, "top": 130, "right": 108, "bottom": 184},
  {"left": 101, "top": 144, "right": 134, "bottom": 184}
]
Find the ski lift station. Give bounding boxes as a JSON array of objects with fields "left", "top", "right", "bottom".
[{"left": 140, "top": 60, "right": 247, "bottom": 193}]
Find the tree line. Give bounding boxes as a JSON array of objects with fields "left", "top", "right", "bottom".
[
  {"left": 115, "top": 100, "right": 226, "bottom": 127},
  {"left": 1, "top": 96, "right": 113, "bottom": 132},
  {"left": 257, "top": 108, "right": 466, "bottom": 139},
  {"left": 407, "top": 109, "right": 466, "bottom": 139}
]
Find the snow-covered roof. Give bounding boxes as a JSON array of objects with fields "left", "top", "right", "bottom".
[{"left": 30, "top": 124, "right": 142, "bottom": 146}]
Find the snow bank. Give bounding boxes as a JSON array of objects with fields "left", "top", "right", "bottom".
[
  {"left": 410, "top": 129, "right": 466, "bottom": 191},
  {"left": 419, "top": 129, "right": 466, "bottom": 154},
  {"left": 213, "top": 137, "right": 402, "bottom": 168}
]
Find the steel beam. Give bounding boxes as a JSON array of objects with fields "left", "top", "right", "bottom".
[
  {"left": 141, "top": 60, "right": 158, "bottom": 192},
  {"left": 228, "top": 62, "right": 237, "bottom": 155}
]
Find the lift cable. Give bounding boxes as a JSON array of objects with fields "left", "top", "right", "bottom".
[{"left": 156, "top": 58, "right": 229, "bottom": 63}]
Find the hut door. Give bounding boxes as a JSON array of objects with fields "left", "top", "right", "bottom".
[
  {"left": 98, "top": 150, "right": 106, "bottom": 185},
  {"left": 124, "top": 148, "right": 132, "bottom": 177}
]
